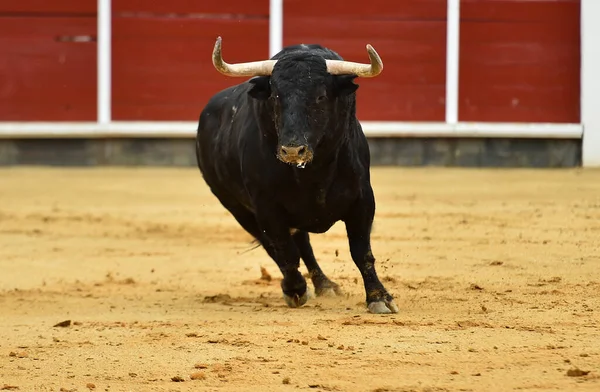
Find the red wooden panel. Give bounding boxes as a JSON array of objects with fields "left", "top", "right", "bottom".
[
  {"left": 0, "top": 15, "right": 97, "bottom": 36},
  {"left": 113, "top": 0, "right": 268, "bottom": 16},
  {"left": 284, "top": 18, "right": 445, "bottom": 49},
  {"left": 285, "top": 0, "right": 446, "bottom": 19},
  {"left": 460, "top": 86, "right": 579, "bottom": 123},
  {"left": 461, "top": 0, "right": 580, "bottom": 22},
  {"left": 0, "top": 0, "right": 96, "bottom": 14},
  {"left": 357, "top": 84, "right": 445, "bottom": 121},
  {"left": 459, "top": 1, "right": 581, "bottom": 123},
  {"left": 0, "top": 17, "right": 97, "bottom": 121},
  {"left": 461, "top": 62, "right": 579, "bottom": 88},
  {"left": 461, "top": 85, "right": 580, "bottom": 110},
  {"left": 112, "top": 17, "right": 268, "bottom": 120},
  {"left": 462, "top": 41, "right": 579, "bottom": 68},
  {"left": 284, "top": 0, "right": 447, "bottom": 121},
  {"left": 460, "top": 22, "right": 580, "bottom": 44}
]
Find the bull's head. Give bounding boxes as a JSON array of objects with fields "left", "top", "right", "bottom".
[{"left": 211, "top": 37, "right": 383, "bottom": 168}]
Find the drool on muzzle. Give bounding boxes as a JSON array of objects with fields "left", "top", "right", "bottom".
[{"left": 277, "top": 144, "right": 314, "bottom": 167}]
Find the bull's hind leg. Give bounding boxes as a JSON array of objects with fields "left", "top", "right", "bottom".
[{"left": 292, "top": 231, "right": 342, "bottom": 297}]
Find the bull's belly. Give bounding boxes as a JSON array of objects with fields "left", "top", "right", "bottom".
[
  {"left": 281, "top": 193, "right": 354, "bottom": 234},
  {"left": 286, "top": 212, "right": 342, "bottom": 234},
  {"left": 290, "top": 221, "right": 337, "bottom": 234}
]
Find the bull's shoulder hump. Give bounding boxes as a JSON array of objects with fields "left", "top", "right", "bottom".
[
  {"left": 210, "top": 83, "right": 250, "bottom": 102},
  {"left": 203, "top": 82, "right": 251, "bottom": 111}
]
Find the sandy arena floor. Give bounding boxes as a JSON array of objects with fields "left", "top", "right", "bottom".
[{"left": 0, "top": 167, "right": 599, "bottom": 392}]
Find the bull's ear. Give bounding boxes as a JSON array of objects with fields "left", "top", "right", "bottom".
[
  {"left": 333, "top": 75, "right": 359, "bottom": 97},
  {"left": 248, "top": 76, "right": 271, "bottom": 100}
]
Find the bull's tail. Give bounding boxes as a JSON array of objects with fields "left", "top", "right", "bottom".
[{"left": 238, "top": 238, "right": 262, "bottom": 255}]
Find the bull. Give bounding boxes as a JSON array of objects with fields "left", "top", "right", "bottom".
[{"left": 195, "top": 37, "right": 397, "bottom": 314}]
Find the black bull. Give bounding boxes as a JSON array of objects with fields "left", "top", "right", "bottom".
[{"left": 195, "top": 37, "right": 397, "bottom": 314}]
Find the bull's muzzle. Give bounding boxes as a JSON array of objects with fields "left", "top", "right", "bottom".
[{"left": 278, "top": 145, "right": 313, "bottom": 168}]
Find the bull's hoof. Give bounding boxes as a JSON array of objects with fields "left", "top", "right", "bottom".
[
  {"left": 283, "top": 291, "right": 309, "bottom": 308},
  {"left": 368, "top": 299, "right": 399, "bottom": 314},
  {"left": 315, "top": 282, "right": 343, "bottom": 297}
]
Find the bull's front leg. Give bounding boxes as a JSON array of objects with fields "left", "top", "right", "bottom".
[
  {"left": 255, "top": 206, "right": 308, "bottom": 308},
  {"left": 344, "top": 187, "right": 398, "bottom": 314}
]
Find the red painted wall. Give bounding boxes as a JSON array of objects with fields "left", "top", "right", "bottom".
[
  {"left": 459, "top": 0, "right": 581, "bottom": 123},
  {"left": 0, "top": 0, "right": 582, "bottom": 124},
  {"left": 0, "top": 1, "right": 97, "bottom": 121},
  {"left": 111, "top": 0, "right": 269, "bottom": 120},
  {"left": 283, "top": 0, "right": 448, "bottom": 121}
]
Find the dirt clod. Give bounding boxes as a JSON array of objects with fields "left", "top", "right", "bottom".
[
  {"left": 282, "top": 377, "right": 291, "bottom": 385},
  {"left": 260, "top": 267, "right": 272, "bottom": 281},
  {"left": 53, "top": 320, "right": 71, "bottom": 328},
  {"left": 86, "top": 383, "right": 96, "bottom": 390},
  {"left": 566, "top": 368, "right": 590, "bottom": 377},
  {"left": 190, "top": 371, "right": 206, "bottom": 380},
  {"left": 171, "top": 376, "right": 185, "bottom": 382},
  {"left": 202, "top": 294, "right": 232, "bottom": 303}
]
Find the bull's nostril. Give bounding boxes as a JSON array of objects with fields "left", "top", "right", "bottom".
[{"left": 279, "top": 145, "right": 310, "bottom": 162}]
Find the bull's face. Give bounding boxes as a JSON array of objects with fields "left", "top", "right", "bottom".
[
  {"left": 210, "top": 37, "right": 383, "bottom": 168},
  {"left": 247, "top": 55, "right": 359, "bottom": 167}
]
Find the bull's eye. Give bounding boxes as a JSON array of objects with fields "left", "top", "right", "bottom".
[{"left": 316, "top": 95, "right": 327, "bottom": 104}]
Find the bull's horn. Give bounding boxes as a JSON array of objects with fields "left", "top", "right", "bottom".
[
  {"left": 212, "top": 37, "right": 383, "bottom": 78},
  {"left": 212, "top": 36, "right": 276, "bottom": 77},
  {"left": 324, "top": 44, "right": 383, "bottom": 77}
]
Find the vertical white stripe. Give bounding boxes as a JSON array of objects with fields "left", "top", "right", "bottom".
[
  {"left": 269, "top": 0, "right": 284, "bottom": 58},
  {"left": 98, "top": 0, "right": 112, "bottom": 124},
  {"left": 582, "top": 0, "right": 600, "bottom": 166},
  {"left": 445, "top": 0, "right": 460, "bottom": 124}
]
